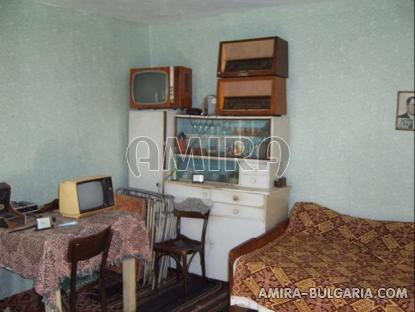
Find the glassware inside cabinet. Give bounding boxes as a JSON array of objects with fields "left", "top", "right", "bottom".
[
  {"left": 171, "top": 156, "right": 239, "bottom": 184},
  {"left": 173, "top": 116, "right": 272, "bottom": 184}
]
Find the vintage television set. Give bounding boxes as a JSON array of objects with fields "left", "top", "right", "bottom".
[
  {"left": 59, "top": 176, "right": 115, "bottom": 219},
  {"left": 130, "top": 66, "right": 192, "bottom": 110}
]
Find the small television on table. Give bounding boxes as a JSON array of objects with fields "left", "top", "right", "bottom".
[{"left": 59, "top": 176, "right": 115, "bottom": 219}]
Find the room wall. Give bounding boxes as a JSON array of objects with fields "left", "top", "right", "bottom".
[
  {"left": 0, "top": 0, "right": 413, "bottom": 300},
  {"left": 0, "top": 0, "right": 150, "bottom": 299},
  {"left": 0, "top": 0, "right": 150, "bottom": 205},
  {"left": 148, "top": 0, "right": 415, "bottom": 221}
]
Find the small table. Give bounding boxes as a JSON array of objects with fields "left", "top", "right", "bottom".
[{"left": 0, "top": 210, "right": 151, "bottom": 311}]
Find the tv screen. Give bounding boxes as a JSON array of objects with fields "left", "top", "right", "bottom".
[
  {"left": 133, "top": 71, "right": 168, "bottom": 104},
  {"left": 77, "top": 181, "right": 104, "bottom": 212}
]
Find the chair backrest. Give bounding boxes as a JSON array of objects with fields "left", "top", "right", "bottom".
[
  {"left": 66, "top": 227, "right": 113, "bottom": 311},
  {"left": 174, "top": 209, "right": 210, "bottom": 245},
  {"left": 67, "top": 226, "right": 113, "bottom": 263}
]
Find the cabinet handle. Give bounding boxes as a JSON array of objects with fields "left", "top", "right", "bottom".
[
  {"left": 232, "top": 195, "right": 239, "bottom": 201},
  {"left": 232, "top": 208, "right": 240, "bottom": 215}
]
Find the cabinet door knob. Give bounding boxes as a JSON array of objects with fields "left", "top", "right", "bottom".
[
  {"left": 232, "top": 208, "right": 240, "bottom": 215},
  {"left": 232, "top": 195, "right": 239, "bottom": 201}
]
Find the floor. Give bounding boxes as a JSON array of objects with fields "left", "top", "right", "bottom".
[{"left": 0, "top": 270, "right": 229, "bottom": 312}]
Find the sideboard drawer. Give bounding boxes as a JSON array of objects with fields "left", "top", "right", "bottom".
[
  {"left": 164, "top": 183, "right": 211, "bottom": 201},
  {"left": 238, "top": 159, "right": 275, "bottom": 189},
  {"left": 211, "top": 189, "right": 264, "bottom": 207},
  {"left": 211, "top": 202, "right": 264, "bottom": 221},
  {"left": 239, "top": 172, "right": 273, "bottom": 189}
]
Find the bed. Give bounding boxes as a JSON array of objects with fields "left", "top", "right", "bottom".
[{"left": 229, "top": 202, "right": 414, "bottom": 311}]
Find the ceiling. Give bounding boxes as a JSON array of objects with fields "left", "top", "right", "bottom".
[{"left": 31, "top": 0, "right": 325, "bottom": 23}]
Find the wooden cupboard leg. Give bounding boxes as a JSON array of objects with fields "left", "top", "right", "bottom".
[{"left": 122, "top": 258, "right": 136, "bottom": 312}]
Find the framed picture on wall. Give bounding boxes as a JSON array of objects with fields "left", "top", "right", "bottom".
[{"left": 396, "top": 91, "right": 415, "bottom": 131}]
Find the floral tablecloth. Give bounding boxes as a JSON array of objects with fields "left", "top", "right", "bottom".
[{"left": 0, "top": 210, "right": 151, "bottom": 310}]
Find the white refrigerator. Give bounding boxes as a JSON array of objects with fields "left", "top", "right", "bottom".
[{"left": 128, "top": 110, "right": 178, "bottom": 192}]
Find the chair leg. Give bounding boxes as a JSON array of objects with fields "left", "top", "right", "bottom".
[
  {"left": 200, "top": 250, "right": 207, "bottom": 283},
  {"left": 173, "top": 256, "right": 183, "bottom": 284},
  {"left": 176, "top": 269, "right": 181, "bottom": 283},
  {"left": 181, "top": 255, "right": 189, "bottom": 298},
  {"left": 154, "top": 252, "right": 161, "bottom": 292},
  {"left": 99, "top": 278, "right": 107, "bottom": 312},
  {"left": 69, "top": 292, "right": 77, "bottom": 312},
  {"left": 37, "top": 294, "right": 44, "bottom": 311}
]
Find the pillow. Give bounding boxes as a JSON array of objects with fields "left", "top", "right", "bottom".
[
  {"left": 114, "top": 194, "right": 147, "bottom": 221},
  {"left": 175, "top": 198, "right": 211, "bottom": 214}
]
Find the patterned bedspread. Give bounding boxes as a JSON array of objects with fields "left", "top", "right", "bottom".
[
  {"left": 0, "top": 210, "right": 151, "bottom": 310},
  {"left": 232, "top": 202, "right": 415, "bottom": 311}
]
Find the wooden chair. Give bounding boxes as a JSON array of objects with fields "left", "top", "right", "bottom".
[
  {"left": 62, "top": 226, "right": 113, "bottom": 312},
  {"left": 153, "top": 209, "right": 210, "bottom": 297}
]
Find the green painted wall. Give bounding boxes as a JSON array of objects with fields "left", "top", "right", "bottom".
[
  {"left": 1, "top": 0, "right": 414, "bottom": 221},
  {"left": 0, "top": 0, "right": 150, "bottom": 204},
  {"left": 148, "top": 0, "right": 415, "bottom": 220},
  {"left": 0, "top": 0, "right": 413, "bottom": 299}
]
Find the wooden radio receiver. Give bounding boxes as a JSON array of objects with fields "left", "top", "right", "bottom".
[
  {"left": 217, "top": 36, "right": 288, "bottom": 78},
  {"left": 216, "top": 76, "right": 287, "bottom": 116}
]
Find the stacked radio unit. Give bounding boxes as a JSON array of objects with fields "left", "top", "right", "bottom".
[{"left": 216, "top": 36, "right": 288, "bottom": 116}]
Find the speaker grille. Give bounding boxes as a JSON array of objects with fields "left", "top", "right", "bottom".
[
  {"left": 224, "top": 57, "right": 273, "bottom": 73},
  {"left": 223, "top": 96, "right": 271, "bottom": 110}
]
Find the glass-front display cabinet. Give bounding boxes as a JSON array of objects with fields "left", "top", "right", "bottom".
[{"left": 169, "top": 115, "right": 289, "bottom": 186}]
